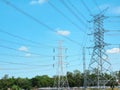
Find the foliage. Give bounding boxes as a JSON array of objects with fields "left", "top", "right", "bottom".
[
  {"left": 0, "top": 70, "right": 119, "bottom": 89},
  {"left": 11, "top": 85, "right": 21, "bottom": 90}
]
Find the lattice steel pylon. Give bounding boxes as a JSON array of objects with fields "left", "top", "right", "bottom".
[
  {"left": 53, "top": 41, "right": 69, "bottom": 90},
  {"left": 87, "top": 14, "right": 113, "bottom": 90}
]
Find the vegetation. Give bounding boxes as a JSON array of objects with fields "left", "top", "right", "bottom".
[{"left": 0, "top": 70, "right": 119, "bottom": 89}]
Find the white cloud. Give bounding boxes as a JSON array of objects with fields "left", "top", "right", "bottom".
[
  {"left": 56, "top": 28, "right": 71, "bottom": 36},
  {"left": 18, "top": 46, "right": 29, "bottom": 52},
  {"left": 106, "top": 48, "right": 120, "bottom": 54},
  {"left": 18, "top": 46, "right": 32, "bottom": 57},
  {"left": 30, "top": 0, "right": 47, "bottom": 5},
  {"left": 30, "top": 0, "right": 37, "bottom": 5},
  {"left": 38, "top": 0, "right": 47, "bottom": 4},
  {"left": 25, "top": 53, "right": 31, "bottom": 57}
]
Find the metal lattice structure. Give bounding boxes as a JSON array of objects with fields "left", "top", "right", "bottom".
[
  {"left": 53, "top": 41, "right": 69, "bottom": 90},
  {"left": 87, "top": 14, "right": 113, "bottom": 89}
]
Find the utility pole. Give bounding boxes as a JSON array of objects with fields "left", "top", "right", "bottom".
[
  {"left": 87, "top": 13, "right": 113, "bottom": 90},
  {"left": 83, "top": 47, "right": 87, "bottom": 90},
  {"left": 54, "top": 40, "right": 69, "bottom": 90}
]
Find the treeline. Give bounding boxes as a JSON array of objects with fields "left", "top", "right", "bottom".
[{"left": 0, "top": 70, "right": 119, "bottom": 90}]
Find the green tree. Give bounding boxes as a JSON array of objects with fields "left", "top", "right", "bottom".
[
  {"left": 31, "top": 75, "right": 53, "bottom": 88},
  {"left": 11, "top": 85, "right": 21, "bottom": 90},
  {"left": 67, "top": 71, "right": 75, "bottom": 87},
  {"left": 0, "top": 74, "right": 12, "bottom": 89},
  {"left": 15, "top": 77, "right": 32, "bottom": 89},
  {"left": 73, "top": 70, "right": 82, "bottom": 86}
]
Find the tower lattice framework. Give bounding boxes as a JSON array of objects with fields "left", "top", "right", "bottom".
[
  {"left": 53, "top": 41, "right": 69, "bottom": 90},
  {"left": 87, "top": 14, "right": 112, "bottom": 89}
]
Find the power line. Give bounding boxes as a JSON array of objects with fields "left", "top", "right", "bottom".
[
  {"left": 66, "top": 0, "right": 88, "bottom": 22},
  {"left": 0, "top": 67, "right": 52, "bottom": 71},
  {"left": 81, "top": 0, "right": 93, "bottom": 15},
  {"left": 106, "top": 30, "right": 120, "bottom": 32},
  {"left": 53, "top": 41, "right": 69, "bottom": 89},
  {"left": 68, "top": 59, "right": 81, "bottom": 63},
  {"left": 110, "top": 44, "right": 120, "bottom": 46},
  {"left": 0, "top": 38, "right": 81, "bottom": 58},
  {"left": 0, "top": 60, "right": 53, "bottom": 67},
  {"left": 48, "top": 1, "right": 85, "bottom": 33},
  {"left": 0, "top": 44, "right": 53, "bottom": 57},
  {"left": 0, "top": 69, "right": 54, "bottom": 76},
  {"left": 87, "top": 14, "right": 113, "bottom": 89},
  {"left": 106, "top": 20, "right": 120, "bottom": 23},
  {"left": 0, "top": 28, "right": 56, "bottom": 48},
  {"left": 109, "top": 16, "right": 120, "bottom": 18},
  {"left": 105, "top": 30, "right": 120, "bottom": 36},
  {"left": 67, "top": 64, "right": 81, "bottom": 67},
  {"left": 0, "top": 38, "right": 51, "bottom": 49},
  {"left": 92, "top": 0, "right": 101, "bottom": 12},
  {"left": 0, "top": 53, "right": 33, "bottom": 58},
  {"left": 64, "top": 0, "right": 91, "bottom": 47},
  {"left": 1, "top": 0, "right": 82, "bottom": 46},
  {"left": 0, "top": 53, "right": 52, "bottom": 58},
  {"left": 1, "top": 0, "right": 54, "bottom": 32},
  {"left": 62, "top": 36, "right": 82, "bottom": 46},
  {"left": 60, "top": 0, "right": 88, "bottom": 28}
]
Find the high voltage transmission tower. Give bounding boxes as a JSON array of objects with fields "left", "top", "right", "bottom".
[
  {"left": 53, "top": 41, "right": 69, "bottom": 90},
  {"left": 87, "top": 13, "right": 113, "bottom": 90}
]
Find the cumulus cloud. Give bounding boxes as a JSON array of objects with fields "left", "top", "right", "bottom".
[
  {"left": 25, "top": 53, "right": 31, "bottom": 57},
  {"left": 18, "top": 46, "right": 29, "bottom": 52},
  {"left": 56, "top": 28, "right": 71, "bottom": 36},
  {"left": 18, "top": 46, "right": 32, "bottom": 57},
  {"left": 30, "top": 0, "right": 47, "bottom": 5},
  {"left": 106, "top": 48, "right": 120, "bottom": 54}
]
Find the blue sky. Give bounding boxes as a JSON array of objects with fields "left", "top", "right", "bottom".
[{"left": 0, "top": 0, "right": 120, "bottom": 78}]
